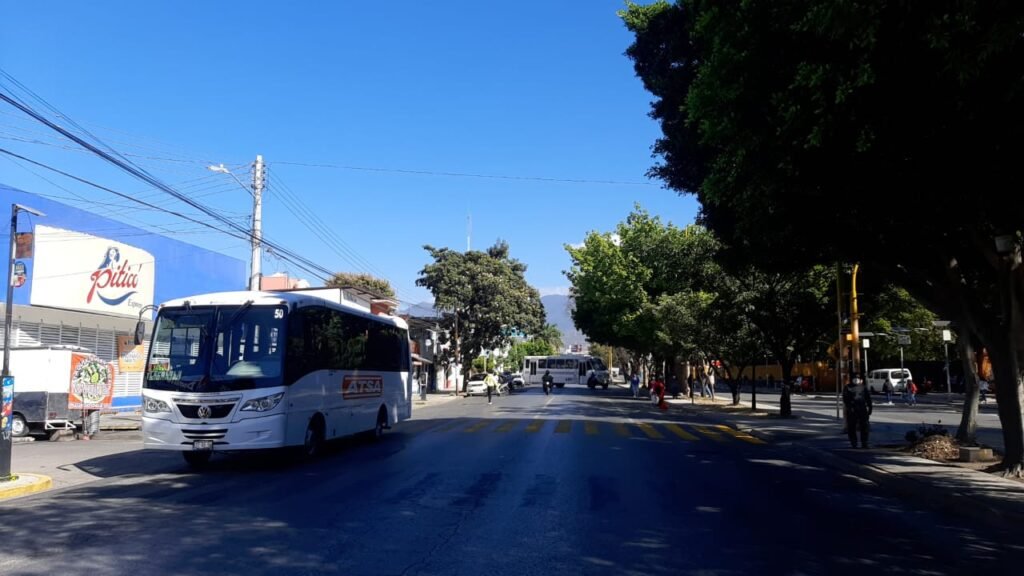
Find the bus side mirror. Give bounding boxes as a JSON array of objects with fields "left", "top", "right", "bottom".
[{"left": 134, "top": 321, "right": 146, "bottom": 346}]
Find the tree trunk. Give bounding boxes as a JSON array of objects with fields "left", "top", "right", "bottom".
[
  {"left": 955, "top": 326, "right": 980, "bottom": 444},
  {"left": 989, "top": 258, "right": 1024, "bottom": 477}
]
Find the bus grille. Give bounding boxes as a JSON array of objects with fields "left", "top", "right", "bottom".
[
  {"left": 177, "top": 404, "right": 235, "bottom": 419},
  {"left": 182, "top": 429, "right": 228, "bottom": 440}
]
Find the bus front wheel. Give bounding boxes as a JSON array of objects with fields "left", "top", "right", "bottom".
[
  {"left": 302, "top": 416, "right": 325, "bottom": 458},
  {"left": 373, "top": 407, "right": 388, "bottom": 439}
]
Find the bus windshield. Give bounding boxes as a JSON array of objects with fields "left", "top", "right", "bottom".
[
  {"left": 144, "top": 304, "right": 286, "bottom": 392},
  {"left": 591, "top": 357, "right": 608, "bottom": 371}
]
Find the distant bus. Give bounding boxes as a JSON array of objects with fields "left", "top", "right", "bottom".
[
  {"left": 140, "top": 289, "right": 412, "bottom": 467},
  {"left": 522, "top": 354, "right": 610, "bottom": 389}
]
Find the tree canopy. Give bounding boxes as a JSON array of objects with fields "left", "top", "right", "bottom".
[
  {"left": 416, "top": 241, "right": 545, "bottom": 384},
  {"left": 621, "top": 0, "right": 1024, "bottom": 474},
  {"left": 326, "top": 272, "right": 395, "bottom": 299}
]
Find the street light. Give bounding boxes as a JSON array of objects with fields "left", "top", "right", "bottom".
[
  {"left": 208, "top": 159, "right": 263, "bottom": 291},
  {"left": 2, "top": 203, "right": 44, "bottom": 482}
]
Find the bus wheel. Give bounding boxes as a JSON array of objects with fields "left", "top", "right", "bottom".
[
  {"left": 302, "top": 416, "right": 325, "bottom": 458},
  {"left": 373, "top": 407, "right": 388, "bottom": 439},
  {"left": 11, "top": 414, "right": 28, "bottom": 438},
  {"left": 183, "top": 451, "right": 212, "bottom": 468},
  {"left": 602, "top": 383, "right": 609, "bottom": 390}
]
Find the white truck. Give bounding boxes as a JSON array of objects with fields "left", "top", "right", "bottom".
[{"left": 5, "top": 346, "right": 95, "bottom": 440}]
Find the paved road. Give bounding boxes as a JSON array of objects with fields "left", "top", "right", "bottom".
[{"left": 1, "top": 386, "right": 1021, "bottom": 575}]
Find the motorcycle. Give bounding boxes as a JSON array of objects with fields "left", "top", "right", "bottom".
[{"left": 542, "top": 379, "right": 552, "bottom": 395}]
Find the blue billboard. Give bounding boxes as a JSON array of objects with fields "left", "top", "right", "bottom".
[{"left": 1, "top": 182, "right": 246, "bottom": 311}]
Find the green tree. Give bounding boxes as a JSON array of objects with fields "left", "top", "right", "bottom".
[
  {"left": 417, "top": 241, "right": 545, "bottom": 390},
  {"left": 326, "top": 272, "right": 395, "bottom": 299},
  {"left": 860, "top": 285, "right": 946, "bottom": 363},
  {"left": 535, "top": 324, "right": 564, "bottom": 352},
  {"left": 505, "top": 339, "right": 556, "bottom": 376},
  {"left": 622, "top": 0, "right": 1024, "bottom": 474}
]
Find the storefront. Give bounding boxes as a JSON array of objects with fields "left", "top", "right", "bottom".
[{"left": 1, "top": 183, "right": 246, "bottom": 411}]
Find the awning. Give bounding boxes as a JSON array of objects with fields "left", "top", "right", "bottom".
[{"left": 411, "top": 353, "right": 433, "bottom": 365}]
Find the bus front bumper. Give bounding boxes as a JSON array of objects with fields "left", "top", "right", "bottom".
[{"left": 142, "top": 413, "right": 287, "bottom": 452}]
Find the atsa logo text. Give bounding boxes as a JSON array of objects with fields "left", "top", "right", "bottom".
[{"left": 342, "top": 376, "right": 383, "bottom": 399}]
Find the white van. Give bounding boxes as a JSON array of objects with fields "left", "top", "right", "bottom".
[{"left": 866, "top": 368, "right": 913, "bottom": 394}]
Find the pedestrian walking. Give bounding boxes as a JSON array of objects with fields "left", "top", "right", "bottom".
[
  {"left": 842, "top": 376, "right": 873, "bottom": 448},
  {"left": 629, "top": 372, "right": 640, "bottom": 398},
  {"left": 979, "top": 378, "right": 989, "bottom": 404},
  {"left": 704, "top": 369, "right": 716, "bottom": 401},
  {"left": 906, "top": 380, "right": 918, "bottom": 406},
  {"left": 882, "top": 379, "right": 894, "bottom": 405},
  {"left": 484, "top": 370, "right": 498, "bottom": 405}
]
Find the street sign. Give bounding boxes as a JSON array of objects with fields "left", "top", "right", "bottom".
[
  {"left": 862, "top": 338, "right": 870, "bottom": 349},
  {"left": 942, "top": 329, "right": 952, "bottom": 342},
  {"left": 897, "top": 335, "right": 911, "bottom": 346}
]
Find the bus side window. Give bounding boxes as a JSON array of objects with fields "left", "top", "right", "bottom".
[{"left": 539, "top": 359, "right": 547, "bottom": 369}]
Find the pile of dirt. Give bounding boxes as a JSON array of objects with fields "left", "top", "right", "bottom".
[{"left": 910, "top": 434, "right": 961, "bottom": 461}]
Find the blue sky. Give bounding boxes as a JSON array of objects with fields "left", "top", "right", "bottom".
[{"left": 0, "top": 1, "right": 699, "bottom": 306}]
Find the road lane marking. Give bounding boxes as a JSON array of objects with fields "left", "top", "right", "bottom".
[
  {"left": 694, "top": 425, "right": 725, "bottom": 442},
  {"left": 464, "top": 420, "right": 491, "bottom": 433},
  {"left": 614, "top": 423, "right": 632, "bottom": 438},
  {"left": 665, "top": 423, "right": 698, "bottom": 441},
  {"left": 555, "top": 420, "right": 573, "bottom": 434},
  {"left": 495, "top": 420, "right": 519, "bottom": 433},
  {"left": 637, "top": 423, "right": 664, "bottom": 439},
  {"left": 714, "top": 424, "right": 766, "bottom": 444},
  {"left": 584, "top": 421, "right": 599, "bottom": 436},
  {"left": 526, "top": 420, "right": 545, "bottom": 433}
]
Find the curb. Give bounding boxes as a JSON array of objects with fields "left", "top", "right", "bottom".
[
  {"left": 0, "top": 474, "right": 53, "bottom": 500},
  {"left": 674, "top": 403, "right": 1024, "bottom": 532}
]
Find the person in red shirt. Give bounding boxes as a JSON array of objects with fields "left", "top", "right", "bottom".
[{"left": 650, "top": 375, "right": 668, "bottom": 410}]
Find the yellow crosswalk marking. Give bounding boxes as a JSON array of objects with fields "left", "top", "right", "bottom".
[
  {"left": 584, "top": 421, "right": 599, "bottom": 436},
  {"left": 555, "top": 420, "right": 572, "bottom": 434},
  {"left": 494, "top": 420, "right": 519, "bottom": 433},
  {"left": 433, "top": 420, "right": 463, "bottom": 433},
  {"left": 614, "top": 423, "right": 632, "bottom": 438},
  {"left": 693, "top": 425, "right": 725, "bottom": 442},
  {"left": 665, "top": 423, "right": 698, "bottom": 441},
  {"left": 637, "top": 423, "right": 664, "bottom": 439},
  {"left": 525, "top": 420, "right": 545, "bottom": 433},
  {"left": 714, "top": 424, "right": 766, "bottom": 444},
  {"left": 464, "top": 420, "right": 491, "bottom": 433}
]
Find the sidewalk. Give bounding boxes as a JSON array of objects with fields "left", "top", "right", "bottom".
[{"left": 665, "top": 392, "right": 1024, "bottom": 531}]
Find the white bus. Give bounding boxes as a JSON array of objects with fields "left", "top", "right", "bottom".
[
  {"left": 522, "top": 354, "right": 610, "bottom": 389},
  {"left": 140, "top": 289, "right": 412, "bottom": 467}
]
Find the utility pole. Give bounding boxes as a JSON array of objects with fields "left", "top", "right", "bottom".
[
  {"left": 250, "top": 155, "right": 264, "bottom": 291},
  {"left": 850, "top": 263, "right": 861, "bottom": 381}
]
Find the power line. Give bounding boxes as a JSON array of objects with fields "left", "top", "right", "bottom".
[
  {"left": 270, "top": 160, "right": 657, "bottom": 186},
  {"left": 0, "top": 91, "right": 337, "bottom": 283}
]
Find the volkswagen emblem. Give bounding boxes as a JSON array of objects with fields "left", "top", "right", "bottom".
[{"left": 197, "top": 405, "right": 212, "bottom": 420}]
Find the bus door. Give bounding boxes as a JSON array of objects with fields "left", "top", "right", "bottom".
[{"left": 578, "top": 359, "right": 587, "bottom": 384}]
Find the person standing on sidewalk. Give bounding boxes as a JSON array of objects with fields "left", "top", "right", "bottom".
[
  {"left": 484, "top": 370, "right": 498, "bottom": 405},
  {"left": 630, "top": 371, "right": 640, "bottom": 399},
  {"left": 705, "top": 369, "right": 717, "bottom": 401},
  {"left": 906, "top": 379, "right": 918, "bottom": 406},
  {"left": 842, "top": 376, "right": 873, "bottom": 448},
  {"left": 979, "top": 378, "right": 989, "bottom": 404}
]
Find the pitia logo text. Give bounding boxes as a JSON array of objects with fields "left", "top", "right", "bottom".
[{"left": 342, "top": 376, "right": 383, "bottom": 399}]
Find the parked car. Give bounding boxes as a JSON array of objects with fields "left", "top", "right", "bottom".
[{"left": 466, "top": 373, "right": 508, "bottom": 396}]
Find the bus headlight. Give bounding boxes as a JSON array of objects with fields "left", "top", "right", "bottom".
[
  {"left": 143, "top": 396, "right": 171, "bottom": 414},
  {"left": 240, "top": 392, "right": 284, "bottom": 412}
]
